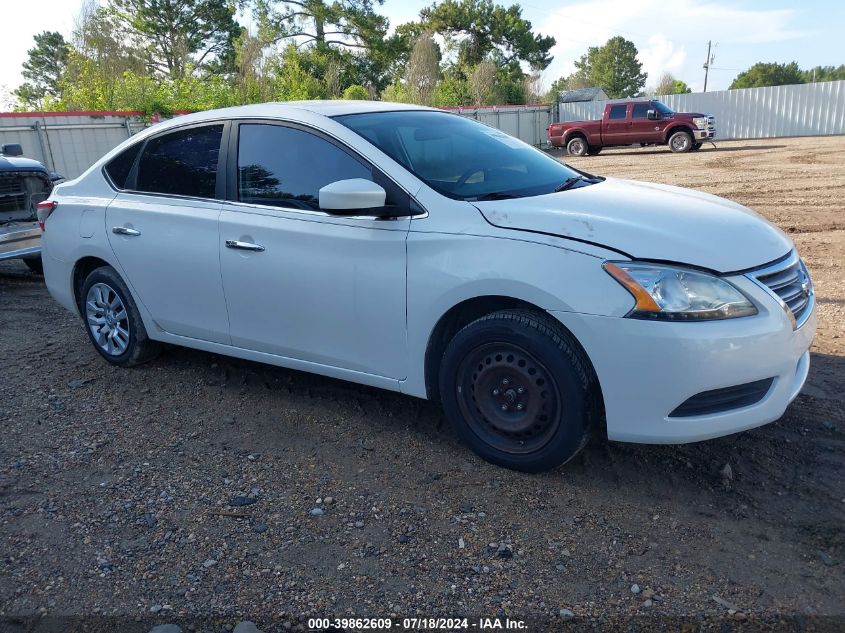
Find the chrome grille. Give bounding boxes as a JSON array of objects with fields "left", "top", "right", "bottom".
[{"left": 748, "top": 252, "right": 813, "bottom": 328}]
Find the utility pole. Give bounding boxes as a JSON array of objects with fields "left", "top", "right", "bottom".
[{"left": 702, "top": 40, "right": 714, "bottom": 92}]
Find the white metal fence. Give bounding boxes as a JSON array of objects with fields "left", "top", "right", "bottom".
[
  {"left": 557, "top": 80, "right": 845, "bottom": 141},
  {"left": 5, "top": 83, "right": 841, "bottom": 179},
  {"left": 0, "top": 112, "right": 145, "bottom": 179},
  {"left": 447, "top": 105, "right": 555, "bottom": 146}
]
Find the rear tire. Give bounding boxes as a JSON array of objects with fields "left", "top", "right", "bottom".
[
  {"left": 566, "top": 136, "right": 588, "bottom": 157},
  {"left": 80, "top": 266, "right": 160, "bottom": 367},
  {"left": 439, "top": 310, "right": 598, "bottom": 472},
  {"left": 23, "top": 255, "right": 43, "bottom": 274},
  {"left": 669, "top": 130, "right": 693, "bottom": 152}
]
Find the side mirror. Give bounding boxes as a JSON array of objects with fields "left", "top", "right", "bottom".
[
  {"left": 319, "top": 178, "right": 387, "bottom": 214},
  {"left": 646, "top": 110, "right": 658, "bottom": 120},
  {"left": 1, "top": 143, "right": 23, "bottom": 157}
]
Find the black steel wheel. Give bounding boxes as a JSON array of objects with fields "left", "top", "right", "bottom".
[
  {"left": 439, "top": 310, "right": 599, "bottom": 472},
  {"left": 455, "top": 341, "right": 561, "bottom": 455}
]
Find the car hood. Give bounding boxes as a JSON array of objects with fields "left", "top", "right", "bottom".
[
  {"left": 473, "top": 178, "right": 792, "bottom": 273},
  {"left": 0, "top": 155, "right": 49, "bottom": 173}
]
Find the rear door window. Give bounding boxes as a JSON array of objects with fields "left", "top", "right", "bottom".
[
  {"left": 104, "top": 143, "right": 142, "bottom": 189},
  {"left": 608, "top": 105, "right": 627, "bottom": 120},
  {"left": 136, "top": 125, "right": 223, "bottom": 198}
]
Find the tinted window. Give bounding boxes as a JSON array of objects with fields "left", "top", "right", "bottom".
[
  {"left": 237, "top": 124, "right": 371, "bottom": 210},
  {"left": 104, "top": 142, "right": 142, "bottom": 189},
  {"left": 136, "top": 125, "right": 223, "bottom": 198},
  {"left": 631, "top": 103, "right": 651, "bottom": 119},
  {"left": 336, "top": 111, "right": 586, "bottom": 200},
  {"left": 608, "top": 105, "right": 627, "bottom": 120}
]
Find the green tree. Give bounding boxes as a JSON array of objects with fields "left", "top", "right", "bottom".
[
  {"left": 14, "top": 31, "right": 71, "bottom": 108},
  {"left": 729, "top": 61, "right": 804, "bottom": 89},
  {"left": 342, "top": 84, "right": 369, "bottom": 99},
  {"left": 270, "top": 44, "right": 326, "bottom": 100},
  {"left": 433, "top": 72, "right": 470, "bottom": 106},
  {"left": 419, "top": 0, "right": 555, "bottom": 71},
  {"left": 573, "top": 36, "right": 646, "bottom": 98},
  {"left": 652, "top": 72, "right": 691, "bottom": 95},
  {"left": 110, "top": 0, "right": 242, "bottom": 79},
  {"left": 801, "top": 64, "right": 845, "bottom": 83},
  {"left": 255, "top": 0, "right": 394, "bottom": 90}
]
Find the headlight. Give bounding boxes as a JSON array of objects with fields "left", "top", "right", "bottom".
[
  {"left": 693, "top": 117, "right": 708, "bottom": 129},
  {"left": 604, "top": 262, "right": 757, "bottom": 321}
]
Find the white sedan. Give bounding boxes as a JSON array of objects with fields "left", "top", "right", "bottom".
[{"left": 38, "top": 101, "right": 816, "bottom": 472}]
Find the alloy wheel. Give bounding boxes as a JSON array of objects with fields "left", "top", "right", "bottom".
[{"left": 85, "top": 282, "right": 130, "bottom": 356}]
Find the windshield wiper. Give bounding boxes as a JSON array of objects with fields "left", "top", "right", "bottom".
[
  {"left": 470, "top": 191, "right": 521, "bottom": 201},
  {"left": 554, "top": 176, "right": 587, "bottom": 192}
]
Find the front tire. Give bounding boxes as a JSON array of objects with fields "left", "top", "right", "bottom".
[
  {"left": 587, "top": 145, "right": 602, "bottom": 155},
  {"left": 566, "top": 136, "right": 588, "bottom": 157},
  {"left": 23, "top": 255, "right": 43, "bottom": 274},
  {"left": 439, "top": 310, "right": 598, "bottom": 472},
  {"left": 691, "top": 142, "right": 702, "bottom": 151},
  {"left": 81, "top": 266, "right": 160, "bottom": 367},
  {"left": 669, "top": 130, "right": 693, "bottom": 152}
]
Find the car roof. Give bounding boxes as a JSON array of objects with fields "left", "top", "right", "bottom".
[{"left": 156, "top": 100, "right": 436, "bottom": 127}]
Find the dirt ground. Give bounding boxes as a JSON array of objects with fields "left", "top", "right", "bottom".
[{"left": 1, "top": 136, "right": 843, "bottom": 631}]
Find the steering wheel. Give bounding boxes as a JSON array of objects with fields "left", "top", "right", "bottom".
[{"left": 455, "top": 165, "right": 488, "bottom": 189}]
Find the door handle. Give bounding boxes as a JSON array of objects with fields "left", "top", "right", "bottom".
[
  {"left": 112, "top": 226, "right": 141, "bottom": 236},
  {"left": 225, "top": 239, "right": 265, "bottom": 252}
]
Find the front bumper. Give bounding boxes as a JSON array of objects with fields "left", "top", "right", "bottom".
[
  {"left": 694, "top": 128, "right": 716, "bottom": 141},
  {"left": 0, "top": 222, "right": 41, "bottom": 261},
  {"left": 550, "top": 275, "right": 816, "bottom": 444}
]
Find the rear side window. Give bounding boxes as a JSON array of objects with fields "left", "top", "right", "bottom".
[
  {"left": 104, "top": 142, "right": 142, "bottom": 189},
  {"left": 136, "top": 125, "right": 223, "bottom": 198},
  {"left": 631, "top": 103, "right": 651, "bottom": 118},
  {"left": 608, "top": 105, "right": 627, "bottom": 120},
  {"left": 237, "top": 124, "right": 371, "bottom": 210}
]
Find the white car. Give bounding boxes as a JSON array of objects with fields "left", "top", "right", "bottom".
[{"left": 39, "top": 101, "right": 816, "bottom": 472}]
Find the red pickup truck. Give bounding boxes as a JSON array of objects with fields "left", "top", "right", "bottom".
[{"left": 548, "top": 100, "right": 715, "bottom": 156}]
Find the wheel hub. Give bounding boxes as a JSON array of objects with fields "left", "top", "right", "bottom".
[{"left": 456, "top": 342, "right": 560, "bottom": 455}]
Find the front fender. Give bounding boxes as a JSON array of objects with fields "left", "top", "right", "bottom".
[{"left": 402, "top": 231, "right": 634, "bottom": 398}]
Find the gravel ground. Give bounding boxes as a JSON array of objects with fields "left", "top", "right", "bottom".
[{"left": 1, "top": 136, "right": 843, "bottom": 632}]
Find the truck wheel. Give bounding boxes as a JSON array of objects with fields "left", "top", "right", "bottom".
[
  {"left": 588, "top": 145, "right": 602, "bottom": 155},
  {"left": 669, "top": 130, "right": 693, "bottom": 152},
  {"left": 439, "top": 309, "right": 598, "bottom": 472},
  {"left": 691, "top": 142, "right": 702, "bottom": 151},
  {"left": 566, "top": 137, "right": 588, "bottom": 157},
  {"left": 23, "top": 255, "right": 43, "bottom": 274}
]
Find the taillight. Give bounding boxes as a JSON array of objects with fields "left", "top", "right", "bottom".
[{"left": 36, "top": 200, "right": 57, "bottom": 231}]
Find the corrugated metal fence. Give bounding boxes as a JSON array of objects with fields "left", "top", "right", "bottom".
[
  {"left": 0, "top": 112, "right": 145, "bottom": 179},
  {"left": 3, "top": 83, "right": 842, "bottom": 179},
  {"left": 447, "top": 105, "right": 555, "bottom": 146},
  {"left": 558, "top": 80, "right": 845, "bottom": 140}
]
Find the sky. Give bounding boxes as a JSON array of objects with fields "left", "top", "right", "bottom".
[{"left": 2, "top": 0, "right": 844, "bottom": 108}]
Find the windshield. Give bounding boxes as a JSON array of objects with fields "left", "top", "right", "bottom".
[
  {"left": 652, "top": 100, "right": 674, "bottom": 115},
  {"left": 334, "top": 110, "right": 586, "bottom": 200}
]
